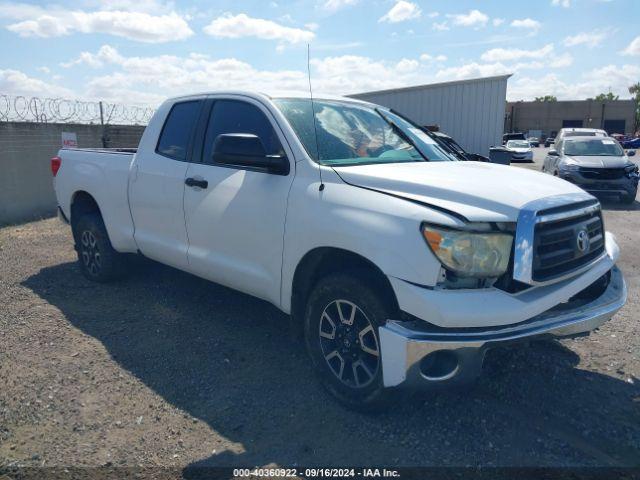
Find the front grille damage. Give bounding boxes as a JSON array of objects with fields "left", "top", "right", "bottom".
[{"left": 532, "top": 202, "right": 605, "bottom": 282}]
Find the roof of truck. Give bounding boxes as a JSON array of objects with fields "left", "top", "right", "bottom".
[{"left": 165, "top": 90, "right": 376, "bottom": 106}]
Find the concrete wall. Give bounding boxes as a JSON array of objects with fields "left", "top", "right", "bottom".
[
  {"left": 505, "top": 100, "right": 637, "bottom": 138},
  {"left": 349, "top": 75, "right": 511, "bottom": 156},
  {"left": 0, "top": 122, "right": 145, "bottom": 225}
]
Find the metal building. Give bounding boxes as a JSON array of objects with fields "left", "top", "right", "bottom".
[{"left": 349, "top": 74, "right": 511, "bottom": 156}]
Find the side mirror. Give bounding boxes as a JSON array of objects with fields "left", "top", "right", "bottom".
[
  {"left": 627, "top": 150, "right": 636, "bottom": 157},
  {"left": 548, "top": 149, "right": 559, "bottom": 157},
  {"left": 212, "top": 133, "right": 289, "bottom": 175}
]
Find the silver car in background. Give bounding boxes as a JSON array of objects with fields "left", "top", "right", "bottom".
[
  {"left": 505, "top": 139, "right": 534, "bottom": 162},
  {"left": 543, "top": 136, "right": 638, "bottom": 204},
  {"left": 555, "top": 127, "right": 607, "bottom": 143}
]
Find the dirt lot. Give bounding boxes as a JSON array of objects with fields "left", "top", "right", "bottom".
[{"left": 1, "top": 150, "right": 639, "bottom": 475}]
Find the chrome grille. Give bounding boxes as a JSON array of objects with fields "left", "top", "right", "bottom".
[{"left": 532, "top": 202, "right": 605, "bottom": 282}]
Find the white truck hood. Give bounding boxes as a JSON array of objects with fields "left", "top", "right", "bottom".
[{"left": 334, "top": 161, "right": 586, "bottom": 222}]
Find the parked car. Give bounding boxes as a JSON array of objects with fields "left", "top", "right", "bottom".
[
  {"left": 543, "top": 136, "right": 638, "bottom": 203},
  {"left": 431, "top": 131, "right": 489, "bottom": 162},
  {"left": 556, "top": 128, "right": 607, "bottom": 143},
  {"left": 620, "top": 137, "right": 640, "bottom": 149},
  {"left": 544, "top": 137, "right": 555, "bottom": 148},
  {"left": 502, "top": 132, "right": 526, "bottom": 144},
  {"left": 527, "top": 137, "right": 540, "bottom": 148},
  {"left": 505, "top": 139, "right": 534, "bottom": 162},
  {"left": 51, "top": 92, "right": 627, "bottom": 410}
]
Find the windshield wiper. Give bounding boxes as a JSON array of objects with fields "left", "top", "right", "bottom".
[{"left": 375, "top": 108, "right": 429, "bottom": 161}]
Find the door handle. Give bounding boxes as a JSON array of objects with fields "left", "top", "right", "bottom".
[{"left": 185, "top": 177, "right": 208, "bottom": 189}]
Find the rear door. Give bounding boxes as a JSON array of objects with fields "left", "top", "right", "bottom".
[
  {"left": 129, "top": 99, "right": 203, "bottom": 270},
  {"left": 182, "top": 96, "right": 294, "bottom": 305}
]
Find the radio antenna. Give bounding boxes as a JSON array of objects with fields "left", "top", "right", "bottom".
[{"left": 307, "top": 43, "right": 324, "bottom": 191}]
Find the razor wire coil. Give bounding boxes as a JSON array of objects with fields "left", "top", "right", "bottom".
[{"left": 0, "top": 94, "right": 154, "bottom": 125}]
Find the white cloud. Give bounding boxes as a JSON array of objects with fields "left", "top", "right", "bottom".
[
  {"left": 427, "top": 11, "right": 439, "bottom": 18},
  {"left": 432, "top": 21, "right": 449, "bottom": 31},
  {"left": 203, "top": 13, "right": 314, "bottom": 44},
  {"left": 436, "top": 62, "right": 511, "bottom": 80},
  {"left": 492, "top": 18, "right": 504, "bottom": 26},
  {"left": 510, "top": 18, "right": 541, "bottom": 31},
  {"left": 621, "top": 36, "right": 640, "bottom": 56},
  {"left": 446, "top": 10, "right": 488, "bottom": 28},
  {"left": 1, "top": 4, "right": 193, "bottom": 42},
  {"left": 396, "top": 58, "right": 419, "bottom": 73},
  {"left": 550, "top": 52, "right": 573, "bottom": 67},
  {"left": 564, "top": 30, "right": 608, "bottom": 48},
  {"left": 0, "top": 68, "right": 73, "bottom": 97},
  {"left": 481, "top": 44, "right": 554, "bottom": 62},
  {"left": 320, "top": 0, "right": 358, "bottom": 13},
  {"left": 436, "top": 52, "right": 573, "bottom": 82},
  {"left": 305, "top": 22, "right": 319, "bottom": 31},
  {"left": 551, "top": 0, "right": 571, "bottom": 7},
  {"left": 60, "top": 44, "right": 124, "bottom": 68},
  {"left": 420, "top": 53, "right": 447, "bottom": 62},
  {"left": 53, "top": 46, "right": 431, "bottom": 103},
  {"left": 508, "top": 64, "right": 640, "bottom": 100},
  {"left": 379, "top": 1, "right": 421, "bottom": 23}
]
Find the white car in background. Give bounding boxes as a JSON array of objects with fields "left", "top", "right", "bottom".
[
  {"left": 556, "top": 128, "right": 607, "bottom": 143},
  {"left": 505, "top": 139, "right": 534, "bottom": 162}
]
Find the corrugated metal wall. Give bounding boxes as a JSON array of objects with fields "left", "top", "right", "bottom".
[{"left": 349, "top": 75, "right": 510, "bottom": 156}]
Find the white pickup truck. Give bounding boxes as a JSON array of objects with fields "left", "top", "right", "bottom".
[{"left": 52, "top": 92, "right": 627, "bottom": 410}]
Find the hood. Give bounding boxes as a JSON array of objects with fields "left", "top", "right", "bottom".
[
  {"left": 509, "top": 147, "right": 531, "bottom": 153},
  {"left": 334, "top": 161, "right": 586, "bottom": 222},
  {"left": 564, "top": 155, "right": 629, "bottom": 168}
]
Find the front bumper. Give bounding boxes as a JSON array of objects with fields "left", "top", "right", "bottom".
[
  {"left": 379, "top": 265, "right": 626, "bottom": 388},
  {"left": 511, "top": 152, "right": 533, "bottom": 162},
  {"left": 559, "top": 171, "right": 638, "bottom": 197}
]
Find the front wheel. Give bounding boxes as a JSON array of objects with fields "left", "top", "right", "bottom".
[
  {"left": 304, "top": 272, "right": 395, "bottom": 411},
  {"left": 621, "top": 192, "right": 636, "bottom": 204}
]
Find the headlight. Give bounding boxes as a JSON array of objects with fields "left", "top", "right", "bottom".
[
  {"left": 559, "top": 158, "right": 580, "bottom": 171},
  {"left": 421, "top": 224, "right": 513, "bottom": 278},
  {"left": 624, "top": 163, "right": 638, "bottom": 175}
]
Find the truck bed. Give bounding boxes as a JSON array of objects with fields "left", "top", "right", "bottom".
[{"left": 54, "top": 147, "right": 138, "bottom": 254}]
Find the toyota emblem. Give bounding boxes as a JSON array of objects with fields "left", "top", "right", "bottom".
[{"left": 576, "top": 229, "right": 590, "bottom": 253}]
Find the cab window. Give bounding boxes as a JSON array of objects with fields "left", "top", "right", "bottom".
[
  {"left": 202, "top": 100, "right": 283, "bottom": 164},
  {"left": 156, "top": 100, "right": 202, "bottom": 161}
]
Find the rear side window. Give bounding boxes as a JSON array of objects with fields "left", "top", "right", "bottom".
[
  {"left": 156, "top": 101, "right": 201, "bottom": 161},
  {"left": 202, "top": 100, "right": 283, "bottom": 164}
]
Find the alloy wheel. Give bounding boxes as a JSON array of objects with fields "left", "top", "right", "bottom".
[
  {"left": 318, "top": 299, "right": 380, "bottom": 388},
  {"left": 80, "top": 230, "right": 101, "bottom": 276}
]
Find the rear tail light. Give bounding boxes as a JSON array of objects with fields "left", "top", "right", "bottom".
[{"left": 51, "top": 156, "right": 61, "bottom": 176}]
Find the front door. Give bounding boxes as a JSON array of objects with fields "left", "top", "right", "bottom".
[{"left": 183, "top": 97, "right": 294, "bottom": 305}]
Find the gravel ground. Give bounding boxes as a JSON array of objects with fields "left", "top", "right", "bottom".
[{"left": 1, "top": 149, "right": 639, "bottom": 476}]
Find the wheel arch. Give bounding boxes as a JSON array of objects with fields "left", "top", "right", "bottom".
[
  {"left": 289, "top": 247, "right": 399, "bottom": 336},
  {"left": 70, "top": 191, "right": 102, "bottom": 242}
]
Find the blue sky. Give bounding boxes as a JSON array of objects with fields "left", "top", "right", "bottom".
[{"left": 0, "top": 0, "right": 639, "bottom": 107}]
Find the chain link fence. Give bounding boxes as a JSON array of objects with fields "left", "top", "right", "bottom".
[{"left": 0, "top": 94, "right": 155, "bottom": 125}]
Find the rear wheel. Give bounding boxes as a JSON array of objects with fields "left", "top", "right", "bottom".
[
  {"left": 304, "top": 271, "right": 394, "bottom": 411},
  {"left": 73, "top": 213, "right": 126, "bottom": 282}
]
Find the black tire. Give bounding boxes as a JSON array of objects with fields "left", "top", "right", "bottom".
[
  {"left": 304, "top": 271, "right": 395, "bottom": 411},
  {"left": 73, "top": 212, "right": 126, "bottom": 282},
  {"left": 621, "top": 192, "right": 636, "bottom": 204}
]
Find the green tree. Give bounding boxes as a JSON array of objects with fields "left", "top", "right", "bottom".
[
  {"left": 594, "top": 92, "right": 619, "bottom": 101},
  {"left": 630, "top": 82, "right": 640, "bottom": 133},
  {"left": 534, "top": 95, "right": 557, "bottom": 102}
]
